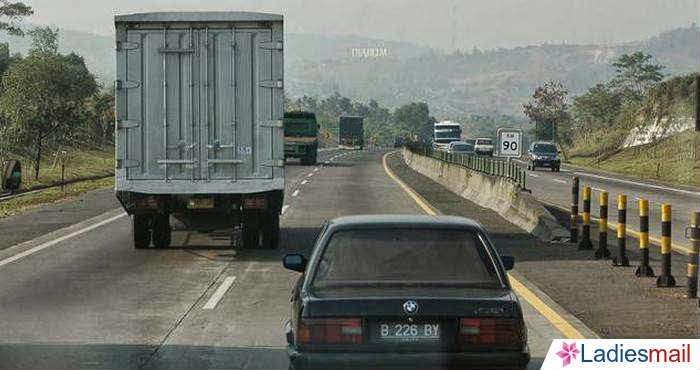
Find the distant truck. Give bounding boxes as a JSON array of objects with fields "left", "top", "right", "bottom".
[
  {"left": 432, "top": 120, "right": 462, "bottom": 151},
  {"left": 284, "top": 111, "right": 319, "bottom": 165},
  {"left": 338, "top": 116, "right": 364, "bottom": 149},
  {"left": 114, "top": 12, "right": 285, "bottom": 250}
]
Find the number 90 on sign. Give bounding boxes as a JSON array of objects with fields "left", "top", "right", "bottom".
[{"left": 498, "top": 129, "right": 522, "bottom": 157}]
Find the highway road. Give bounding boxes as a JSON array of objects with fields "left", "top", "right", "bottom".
[
  {"left": 514, "top": 159, "right": 700, "bottom": 252},
  {"left": 0, "top": 149, "right": 591, "bottom": 369}
]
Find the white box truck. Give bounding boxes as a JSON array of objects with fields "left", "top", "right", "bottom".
[{"left": 114, "top": 12, "right": 284, "bottom": 249}]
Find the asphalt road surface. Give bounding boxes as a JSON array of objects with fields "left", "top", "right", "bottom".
[
  {"left": 515, "top": 159, "right": 699, "bottom": 252},
  {"left": 0, "top": 149, "right": 586, "bottom": 369}
]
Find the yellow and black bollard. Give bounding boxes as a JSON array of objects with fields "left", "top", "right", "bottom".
[
  {"left": 595, "top": 191, "right": 611, "bottom": 259},
  {"left": 612, "top": 194, "right": 630, "bottom": 266},
  {"left": 686, "top": 212, "right": 700, "bottom": 298},
  {"left": 571, "top": 177, "right": 579, "bottom": 243},
  {"left": 634, "top": 199, "right": 655, "bottom": 277},
  {"left": 578, "top": 186, "right": 593, "bottom": 250},
  {"left": 656, "top": 204, "right": 676, "bottom": 287}
]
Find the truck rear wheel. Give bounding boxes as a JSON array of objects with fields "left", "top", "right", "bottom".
[
  {"left": 242, "top": 215, "right": 261, "bottom": 249},
  {"left": 152, "top": 214, "right": 171, "bottom": 248},
  {"left": 132, "top": 215, "right": 151, "bottom": 249},
  {"left": 262, "top": 212, "right": 280, "bottom": 249}
]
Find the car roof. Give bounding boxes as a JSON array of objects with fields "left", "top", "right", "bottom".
[{"left": 327, "top": 214, "right": 485, "bottom": 231}]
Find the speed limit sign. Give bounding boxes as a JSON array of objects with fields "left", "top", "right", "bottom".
[{"left": 497, "top": 128, "right": 522, "bottom": 158}]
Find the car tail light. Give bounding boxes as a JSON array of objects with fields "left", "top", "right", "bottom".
[
  {"left": 243, "top": 197, "right": 267, "bottom": 210},
  {"left": 297, "top": 318, "right": 363, "bottom": 344},
  {"left": 459, "top": 318, "right": 523, "bottom": 346}
]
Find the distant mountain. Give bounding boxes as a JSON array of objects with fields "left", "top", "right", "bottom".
[{"left": 0, "top": 25, "right": 696, "bottom": 117}]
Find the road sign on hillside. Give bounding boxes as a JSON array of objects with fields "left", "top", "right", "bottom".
[{"left": 497, "top": 128, "right": 522, "bottom": 158}]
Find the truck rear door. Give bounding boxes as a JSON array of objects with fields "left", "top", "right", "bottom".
[{"left": 118, "top": 25, "right": 282, "bottom": 182}]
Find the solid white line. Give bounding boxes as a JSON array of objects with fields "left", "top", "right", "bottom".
[
  {"left": 0, "top": 213, "right": 127, "bottom": 268},
  {"left": 203, "top": 276, "right": 236, "bottom": 310},
  {"left": 573, "top": 172, "right": 700, "bottom": 197},
  {"left": 301, "top": 179, "right": 308, "bottom": 185},
  {"left": 551, "top": 179, "right": 567, "bottom": 184},
  {"left": 281, "top": 205, "right": 290, "bottom": 215},
  {"left": 292, "top": 189, "right": 300, "bottom": 197},
  {"left": 528, "top": 173, "right": 540, "bottom": 178}
]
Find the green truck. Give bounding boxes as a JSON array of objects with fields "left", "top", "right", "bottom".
[
  {"left": 284, "top": 111, "right": 319, "bottom": 165},
  {"left": 339, "top": 116, "right": 364, "bottom": 150}
]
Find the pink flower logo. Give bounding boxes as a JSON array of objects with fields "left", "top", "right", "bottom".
[{"left": 556, "top": 342, "right": 580, "bottom": 367}]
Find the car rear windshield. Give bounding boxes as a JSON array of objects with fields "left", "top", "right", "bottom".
[
  {"left": 476, "top": 139, "right": 492, "bottom": 145},
  {"left": 312, "top": 228, "right": 501, "bottom": 289},
  {"left": 533, "top": 143, "right": 557, "bottom": 153}
]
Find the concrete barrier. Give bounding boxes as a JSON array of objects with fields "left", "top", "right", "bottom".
[{"left": 402, "top": 149, "right": 568, "bottom": 242}]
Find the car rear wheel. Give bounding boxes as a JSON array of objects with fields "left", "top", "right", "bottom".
[
  {"left": 152, "top": 214, "right": 171, "bottom": 248},
  {"left": 132, "top": 215, "right": 151, "bottom": 249}
]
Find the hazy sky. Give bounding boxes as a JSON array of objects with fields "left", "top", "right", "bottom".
[{"left": 23, "top": 0, "right": 700, "bottom": 50}]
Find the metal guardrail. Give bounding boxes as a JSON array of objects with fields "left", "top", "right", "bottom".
[{"left": 405, "top": 144, "right": 527, "bottom": 190}]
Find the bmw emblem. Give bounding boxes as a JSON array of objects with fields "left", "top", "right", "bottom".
[{"left": 403, "top": 300, "right": 419, "bottom": 315}]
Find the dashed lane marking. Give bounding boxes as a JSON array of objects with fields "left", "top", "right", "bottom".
[
  {"left": 281, "top": 205, "right": 290, "bottom": 215},
  {"left": 202, "top": 276, "right": 237, "bottom": 310},
  {"left": 292, "top": 190, "right": 300, "bottom": 197},
  {"left": 0, "top": 212, "right": 126, "bottom": 268},
  {"left": 529, "top": 173, "right": 540, "bottom": 178},
  {"left": 301, "top": 180, "right": 308, "bottom": 185},
  {"left": 551, "top": 179, "right": 567, "bottom": 184},
  {"left": 307, "top": 173, "right": 314, "bottom": 178},
  {"left": 381, "top": 151, "right": 586, "bottom": 339}
]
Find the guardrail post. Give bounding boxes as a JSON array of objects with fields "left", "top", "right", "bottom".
[
  {"left": 570, "top": 177, "right": 579, "bottom": 243},
  {"left": 635, "top": 199, "right": 655, "bottom": 277},
  {"left": 612, "top": 194, "right": 630, "bottom": 266},
  {"left": 657, "top": 204, "right": 676, "bottom": 287},
  {"left": 578, "top": 186, "right": 593, "bottom": 250},
  {"left": 595, "top": 191, "right": 611, "bottom": 259},
  {"left": 686, "top": 212, "right": 700, "bottom": 297}
]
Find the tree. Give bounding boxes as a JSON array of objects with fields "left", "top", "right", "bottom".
[
  {"left": 571, "top": 83, "right": 623, "bottom": 134},
  {"left": 0, "top": 1, "right": 32, "bottom": 36},
  {"left": 523, "top": 81, "right": 569, "bottom": 143},
  {"left": 393, "top": 102, "right": 431, "bottom": 140},
  {"left": 27, "top": 26, "right": 59, "bottom": 55},
  {"left": 610, "top": 51, "right": 664, "bottom": 101},
  {"left": 0, "top": 27, "right": 97, "bottom": 179}
]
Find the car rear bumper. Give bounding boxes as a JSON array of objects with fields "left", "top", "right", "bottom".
[
  {"left": 532, "top": 160, "right": 560, "bottom": 167},
  {"left": 288, "top": 347, "right": 530, "bottom": 370}
]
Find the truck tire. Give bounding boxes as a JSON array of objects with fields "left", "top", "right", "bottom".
[
  {"left": 152, "top": 214, "right": 172, "bottom": 248},
  {"left": 242, "top": 216, "right": 261, "bottom": 249},
  {"left": 262, "top": 212, "right": 280, "bottom": 249},
  {"left": 132, "top": 215, "right": 151, "bottom": 249}
]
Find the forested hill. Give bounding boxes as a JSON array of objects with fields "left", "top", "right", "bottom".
[{"left": 0, "top": 25, "right": 696, "bottom": 118}]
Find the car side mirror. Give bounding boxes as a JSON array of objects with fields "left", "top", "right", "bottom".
[
  {"left": 501, "top": 255, "right": 515, "bottom": 271},
  {"left": 283, "top": 254, "right": 307, "bottom": 273}
]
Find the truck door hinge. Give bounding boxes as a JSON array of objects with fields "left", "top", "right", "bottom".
[
  {"left": 261, "top": 159, "right": 285, "bottom": 167},
  {"left": 116, "top": 159, "right": 140, "bottom": 169},
  {"left": 116, "top": 41, "right": 140, "bottom": 52},
  {"left": 116, "top": 80, "right": 141, "bottom": 90},
  {"left": 260, "top": 80, "right": 283, "bottom": 89},
  {"left": 260, "top": 41, "right": 283, "bottom": 51},
  {"left": 117, "top": 120, "right": 140, "bottom": 129},
  {"left": 260, "top": 119, "right": 283, "bottom": 128}
]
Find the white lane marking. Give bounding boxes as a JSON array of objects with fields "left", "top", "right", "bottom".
[
  {"left": 307, "top": 173, "right": 314, "bottom": 178},
  {"left": 313, "top": 167, "right": 319, "bottom": 172},
  {"left": 573, "top": 172, "right": 700, "bottom": 197},
  {"left": 292, "top": 189, "right": 300, "bottom": 197},
  {"left": 559, "top": 169, "right": 571, "bottom": 173},
  {"left": 281, "top": 205, "right": 290, "bottom": 215},
  {"left": 591, "top": 187, "right": 605, "bottom": 192},
  {"left": 552, "top": 179, "right": 567, "bottom": 184},
  {"left": 324, "top": 161, "right": 330, "bottom": 164},
  {"left": 203, "top": 276, "right": 237, "bottom": 310},
  {"left": 301, "top": 179, "right": 308, "bottom": 185},
  {"left": 529, "top": 173, "right": 540, "bottom": 178},
  {"left": 0, "top": 213, "right": 127, "bottom": 268}
]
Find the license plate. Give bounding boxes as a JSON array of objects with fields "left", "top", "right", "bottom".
[
  {"left": 378, "top": 322, "right": 440, "bottom": 340},
  {"left": 187, "top": 198, "right": 214, "bottom": 209}
]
